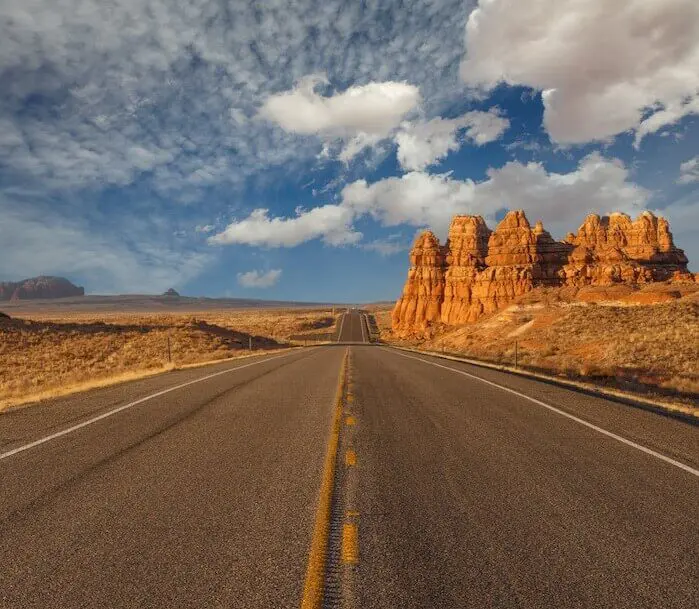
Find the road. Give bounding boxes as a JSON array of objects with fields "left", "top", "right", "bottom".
[
  {"left": 336, "top": 309, "right": 369, "bottom": 343},
  {"left": 0, "top": 315, "right": 696, "bottom": 608}
]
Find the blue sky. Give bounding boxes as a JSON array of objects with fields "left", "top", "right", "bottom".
[{"left": 1, "top": 0, "right": 698, "bottom": 302}]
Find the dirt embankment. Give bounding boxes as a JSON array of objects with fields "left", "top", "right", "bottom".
[{"left": 377, "top": 286, "right": 699, "bottom": 407}]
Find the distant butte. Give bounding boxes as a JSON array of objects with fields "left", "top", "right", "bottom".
[
  {"left": 392, "top": 210, "right": 694, "bottom": 336},
  {"left": 0, "top": 276, "right": 84, "bottom": 301}
]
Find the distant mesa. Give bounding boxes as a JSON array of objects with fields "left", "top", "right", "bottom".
[
  {"left": 0, "top": 276, "right": 84, "bottom": 301},
  {"left": 393, "top": 210, "right": 694, "bottom": 336},
  {"left": 162, "top": 288, "right": 180, "bottom": 297}
]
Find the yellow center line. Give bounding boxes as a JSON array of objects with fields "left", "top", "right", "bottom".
[
  {"left": 341, "top": 523, "right": 359, "bottom": 565},
  {"left": 300, "top": 348, "right": 349, "bottom": 609},
  {"left": 345, "top": 449, "right": 357, "bottom": 466}
]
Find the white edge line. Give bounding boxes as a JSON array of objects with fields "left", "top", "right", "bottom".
[
  {"left": 383, "top": 347, "right": 699, "bottom": 478},
  {"left": 336, "top": 312, "right": 346, "bottom": 343},
  {"left": 0, "top": 350, "right": 299, "bottom": 461}
]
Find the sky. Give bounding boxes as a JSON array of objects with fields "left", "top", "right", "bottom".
[{"left": 1, "top": 0, "right": 698, "bottom": 302}]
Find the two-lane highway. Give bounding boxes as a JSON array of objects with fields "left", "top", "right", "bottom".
[
  {"left": 349, "top": 346, "right": 698, "bottom": 609},
  {"left": 336, "top": 310, "right": 369, "bottom": 343},
  {"left": 1, "top": 339, "right": 696, "bottom": 608},
  {"left": 0, "top": 347, "right": 343, "bottom": 608}
]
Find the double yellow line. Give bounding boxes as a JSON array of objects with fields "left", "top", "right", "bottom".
[{"left": 300, "top": 348, "right": 349, "bottom": 609}]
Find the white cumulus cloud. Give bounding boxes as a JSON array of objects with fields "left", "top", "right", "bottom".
[
  {"left": 261, "top": 74, "right": 421, "bottom": 137},
  {"left": 209, "top": 206, "right": 361, "bottom": 248},
  {"left": 473, "top": 153, "right": 650, "bottom": 236},
  {"left": 211, "top": 153, "right": 650, "bottom": 246},
  {"left": 460, "top": 0, "right": 699, "bottom": 145},
  {"left": 395, "top": 109, "right": 510, "bottom": 170},
  {"left": 342, "top": 172, "right": 476, "bottom": 237},
  {"left": 260, "top": 74, "right": 421, "bottom": 161},
  {"left": 236, "top": 269, "right": 282, "bottom": 289}
]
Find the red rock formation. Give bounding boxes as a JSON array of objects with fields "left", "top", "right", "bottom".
[
  {"left": 0, "top": 276, "right": 85, "bottom": 301},
  {"left": 563, "top": 212, "right": 689, "bottom": 285},
  {"left": 440, "top": 216, "right": 490, "bottom": 324},
  {"left": 391, "top": 231, "right": 446, "bottom": 334},
  {"left": 392, "top": 210, "right": 692, "bottom": 335},
  {"left": 471, "top": 212, "right": 571, "bottom": 319},
  {"left": 439, "top": 212, "right": 571, "bottom": 324}
]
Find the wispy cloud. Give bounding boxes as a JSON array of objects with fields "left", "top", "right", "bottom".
[
  {"left": 677, "top": 157, "right": 699, "bottom": 185},
  {"left": 237, "top": 269, "right": 283, "bottom": 289},
  {"left": 361, "top": 236, "right": 410, "bottom": 256},
  {"left": 395, "top": 109, "right": 510, "bottom": 171},
  {"left": 0, "top": 0, "right": 478, "bottom": 288},
  {"left": 0, "top": 194, "right": 212, "bottom": 294},
  {"left": 1, "top": 0, "right": 473, "bottom": 197}
]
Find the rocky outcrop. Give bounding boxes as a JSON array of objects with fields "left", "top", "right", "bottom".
[
  {"left": 0, "top": 276, "right": 85, "bottom": 301},
  {"left": 440, "top": 216, "right": 490, "bottom": 324},
  {"left": 162, "top": 288, "right": 180, "bottom": 297},
  {"left": 393, "top": 210, "right": 692, "bottom": 336},
  {"left": 391, "top": 231, "right": 446, "bottom": 332},
  {"left": 562, "top": 211, "right": 689, "bottom": 285}
]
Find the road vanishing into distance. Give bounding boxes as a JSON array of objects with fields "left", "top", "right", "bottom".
[
  {"left": 335, "top": 307, "right": 370, "bottom": 343},
  {"left": 1, "top": 310, "right": 697, "bottom": 608}
]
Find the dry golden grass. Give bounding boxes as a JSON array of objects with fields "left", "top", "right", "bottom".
[
  {"left": 0, "top": 308, "right": 338, "bottom": 409},
  {"left": 380, "top": 289, "right": 699, "bottom": 406}
]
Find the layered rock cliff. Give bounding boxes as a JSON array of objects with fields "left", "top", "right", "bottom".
[
  {"left": 392, "top": 211, "right": 692, "bottom": 335},
  {"left": 562, "top": 211, "right": 689, "bottom": 285},
  {"left": 0, "top": 276, "right": 85, "bottom": 301},
  {"left": 392, "top": 231, "right": 445, "bottom": 330}
]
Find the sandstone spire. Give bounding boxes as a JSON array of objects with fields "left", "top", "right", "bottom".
[
  {"left": 441, "top": 216, "right": 490, "bottom": 324},
  {"left": 391, "top": 230, "right": 446, "bottom": 334}
]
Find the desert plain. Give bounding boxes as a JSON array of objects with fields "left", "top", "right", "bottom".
[
  {"left": 0, "top": 302, "right": 339, "bottom": 410},
  {"left": 1, "top": 286, "right": 697, "bottom": 415}
]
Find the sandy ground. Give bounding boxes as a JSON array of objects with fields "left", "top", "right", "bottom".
[{"left": 0, "top": 307, "right": 339, "bottom": 409}]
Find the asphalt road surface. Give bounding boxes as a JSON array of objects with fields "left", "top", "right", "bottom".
[
  {"left": 1, "top": 340, "right": 696, "bottom": 608},
  {"left": 336, "top": 310, "right": 369, "bottom": 343}
]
